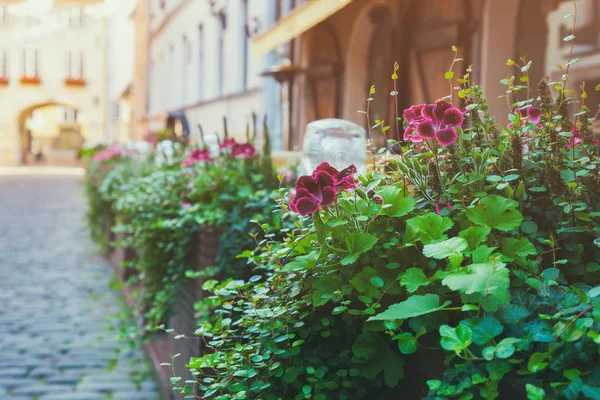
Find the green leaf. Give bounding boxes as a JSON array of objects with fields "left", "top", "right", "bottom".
[
  {"left": 445, "top": 71, "right": 454, "bottom": 79},
  {"left": 400, "top": 268, "right": 429, "bottom": 293},
  {"left": 341, "top": 232, "right": 378, "bottom": 265},
  {"left": 460, "top": 316, "right": 504, "bottom": 345},
  {"left": 459, "top": 226, "right": 491, "bottom": 250},
  {"left": 368, "top": 294, "right": 451, "bottom": 321},
  {"left": 526, "top": 384, "right": 545, "bottom": 400},
  {"left": 312, "top": 274, "right": 343, "bottom": 306},
  {"left": 370, "top": 276, "right": 385, "bottom": 288},
  {"left": 378, "top": 186, "right": 416, "bottom": 217},
  {"left": 351, "top": 267, "right": 383, "bottom": 298},
  {"left": 521, "top": 221, "right": 538, "bottom": 234},
  {"left": 466, "top": 195, "right": 523, "bottom": 232},
  {"left": 406, "top": 213, "right": 453, "bottom": 244},
  {"left": 501, "top": 237, "right": 537, "bottom": 261},
  {"left": 423, "top": 237, "right": 468, "bottom": 260},
  {"left": 442, "top": 262, "right": 510, "bottom": 305},
  {"left": 439, "top": 324, "right": 472, "bottom": 353},
  {"left": 394, "top": 332, "right": 418, "bottom": 354},
  {"left": 281, "top": 251, "right": 319, "bottom": 271},
  {"left": 527, "top": 352, "right": 548, "bottom": 373}
]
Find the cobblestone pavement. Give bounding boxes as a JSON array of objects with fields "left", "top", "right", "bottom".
[{"left": 0, "top": 173, "right": 161, "bottom": 400}]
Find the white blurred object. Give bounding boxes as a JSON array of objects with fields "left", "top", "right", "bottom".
[
  {"left": 155, "top": 140, "right": 175, "bottom": 165},
  {"left": 203, "top": 134, "right": 221, "bottom": 158},
  {"left": 301, "top": 118, "right": 367, "bottom": 175}
]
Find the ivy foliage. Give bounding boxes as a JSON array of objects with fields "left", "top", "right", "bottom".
[{"left": 176, "top": 68, "right": 600, "bottom": 399}]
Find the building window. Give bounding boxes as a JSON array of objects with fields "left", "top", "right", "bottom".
[
  {"left": 22, "top": 49, "right": 39, "bottom": 77},
  {"left": 217, "top": 11, "right": 226, "bottom": 96},
  {"left": 69, "top": 8, "right": 84, "bottom": 27},
  {"left": 66, "top": 50, "right": 84, "bottom": 78},
  {"left": 1, "top": 50, "right": 7, "bottom": 77},
  {"left": 241, "top": 0, "right": 249, "bottom": 90},
  {"left": 0, "top": 6, "right": 8, "bottom": 25},
  {"left": 199, "top": 24, "right": 205, "bottom": 100}
]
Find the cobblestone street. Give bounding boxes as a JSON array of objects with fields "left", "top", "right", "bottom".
[{"left": 0, "top": 172, "right": 161, "bottom": 400}]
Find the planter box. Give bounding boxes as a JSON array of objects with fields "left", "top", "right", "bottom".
[
  {"left": 165, "top": 225, "right": 220, "bottom": 399},
  {"left": 109, "top": 232, "right": 137, "bottom": 282},
  {"left": 64, "top": 78, "right": 87, "bottom": 87}
]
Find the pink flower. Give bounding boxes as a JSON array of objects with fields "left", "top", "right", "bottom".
[
  {"left": 509, "top": 106, "right": 542, "bottom": 129},
  {"left": 313, "top": 162, "right": 358, "bottom": 191},
  {"left": 220, "top": 138, "right": 237, "bottom": 150},
  {"left": 566, "top": 123, "right": 600, "bottom": 148},
  {"left": 93, "top": 145, "right": 122, "bottom": 162},
  {"left": 289, "top": 162, "right": 357, "bottom": 216},
  {"left": 403, "top": 100, "right": 463, "bottom": 146},
  {"left": 232, "top": 143, "right": 257, "bottom": 159},
  {"left": 183, "top": 149, "right": 211, "bottom": 166},
  {"left": 143, "top": 131, "right": 159, "bottom": 144},
  {"left": 435, "top": 201, "right": 453, "bottom": 215}
]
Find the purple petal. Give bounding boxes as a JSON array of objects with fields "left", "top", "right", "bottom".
[
  {"left": 527, "top": 106, "right": 542, "bottom": 123},
  {"left": 295, "top": 175, "right": 319, "bottom": 193},
  {"left": 442, "top": 108, "right": 464, "bottom": 127},
  {"left": 321, "top": 186, "right": 336, "bottom": 207},
  {"left": 421, "top": 104, "right": 436, "bottom": 121},
  {"left": 435, "top": 128, "right": 458, "bottom": 147},
  {"left": 295, "top": 197, "right": 320, "bottom": 216},
  {"left": 314, "top": 161, "right": 339, "bottom": 177},
  {"left": 433, "top": 100, "right": 453, "bottom": 122},
  {"left": 417, "top": 121, "right": 436, "bottom": 138}
]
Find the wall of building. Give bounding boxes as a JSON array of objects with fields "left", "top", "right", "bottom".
[
  {"left": 143, "top": 0, "right": 279, "bottom": 144},
  {"left": 0, "top": 4, "right": 109, "bottom": 165}
]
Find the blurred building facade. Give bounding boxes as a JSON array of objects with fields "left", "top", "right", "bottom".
[
  {"left": 131, "top": 0, "right": 286, "bottom": 148},
  {"left": 0, "top": 0, "right": 134, "bottom": 166},
  {"left": 253, "top": 0, "right": 600, "bottom": 151}
]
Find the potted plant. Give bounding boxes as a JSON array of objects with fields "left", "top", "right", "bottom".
[{"left": 0, "top": 76, "right": 8, "bottom": 86}]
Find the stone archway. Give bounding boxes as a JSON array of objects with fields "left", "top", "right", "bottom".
[
  {"left": 17, "top": 102, "right": 84, "bottom": 166},
  {"left": 342, "top": 0, "right": 390, "bottom": 126}
]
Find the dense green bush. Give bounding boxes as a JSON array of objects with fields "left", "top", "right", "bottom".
[
  {"left": 174, "top": 61, "right": 600, "bottom": 399},
  {"left": 84, "top": 121, "right": 291, "bottom": 332}
]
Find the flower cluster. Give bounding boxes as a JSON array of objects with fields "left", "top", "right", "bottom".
[
  {"left": 403, "top": 100, "right": 463, "bottom": 147},
  {"left": 567, "top": 123, "right": 600, "bottom": 148},
  {"left": 509, "top": 105, "right": 542, "bottom": 129},
  {"left": 220, "top": 138, "right": 256, "bottom": 159},
  {"left": 289, "top": 162, "right": 357, "bottom": 216},
  {"left": 183, "top": 149, "right": 211, "bottom": 166},
  {"left": 93, "top": 145, "right": 122, "bottom": 162}
]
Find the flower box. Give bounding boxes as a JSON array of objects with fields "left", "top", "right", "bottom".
[
  {"left": 0, "top": 77, "right": 8, "bottom": 86},
  {"left": 19, "top": 75, "right": 41, "bottom": 85},
  {"left": 64, "top": 77, "right": 86, "bottom": 87}
]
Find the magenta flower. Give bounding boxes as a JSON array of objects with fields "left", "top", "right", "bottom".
[
  {"left": 289, "top": 162, "right": 357, "bottom": 216},
  {"left": 183, "top": 149, "right": 211, "bottom": 166},
  {"left": 232, "top": 143, "right": 257, "bottom": 159},
  {"left": 509, "top": 106, "right": 542, "bottom": 129},
  {"left": 313, "top": 162, "right": 358, "bottom": 191},
  {"left": 94, "top": 145, "right": 122, "bottom": 162},
  {"left": 417, "top": 100, "right": 463, "bottom": 146},
  {"left": 403, "top": 100, "right": 462, "bottom": 147},
  {"left": 220, "top": 138, "right": 237, "bottom": 149},
  {"left": 435, "top": 201, "right": 453, "bottom": 215}
]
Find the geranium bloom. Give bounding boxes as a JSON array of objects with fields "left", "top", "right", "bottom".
[
  {"left": 289, "top": 162, "right": 357, "bottom": 216},
  {"left": 220, "top": 138, "right": 237, "bottom": 149},
  {"left": 93, "top": 145, "right": 121, "bottom": 162},
  {"left": 403, "top": 100, "right": 463, "bottom": 146},
  {"left": 232, "top": 143, "right": 256, "bottom": 159},
  {"left": 435, "top": 201, "right": 453, "bottom": 215},
  {"left": 566, "top": 123, "right": 600, "bottom": 148},
  {"left": 509, "top": 106, "right": 542, "bottom": 129},
  {"left": 183, "top": 149, "right": 211, "bottom": 166}
]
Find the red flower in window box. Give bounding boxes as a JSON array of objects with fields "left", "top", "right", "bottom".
[
  {"left": 19, "top": 75, "right": 41, "bottom": 85},
  {"left": 64, "top": 77, "right": 86, "bottom": 87},
  {"left": 0, "top": 77, "right": 8, "bottom": 86}
]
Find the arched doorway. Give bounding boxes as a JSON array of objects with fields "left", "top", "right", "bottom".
[
  {"left": 399, "top": 0, "right": 479, "bottom": 108},
  {"left": 18, "top": 102, "right": 86, "bottom": 166}
]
